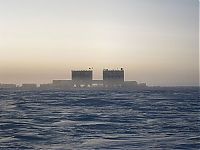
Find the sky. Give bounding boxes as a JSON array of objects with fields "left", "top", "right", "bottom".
[{"left": 0, "top": 0, "right": 199, "bottom": 86}]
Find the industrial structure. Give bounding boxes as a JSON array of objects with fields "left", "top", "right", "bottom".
[
  {"left": 71, "top": 70, "right": 93, "bottom": 87},
  {"left": 21, "top": 84, "right": 37, "bottom": 89},
  {"left": 103, "top": 68, "right": 124, "bottom": 87},
  {"left": 72, "top": 70, "right": 92, "bottom": 81},
  {"left": 103, "top": 68, "right": 124, "bottom": 82},
  {"left": 50, "top": 68, "right": 146, "bottom": 89},
  {"left": 0, "top": 68, "right": 147, "bottom": 90},
  {"left": 0, "top": 84, "right": 16, "bottom": 89}
]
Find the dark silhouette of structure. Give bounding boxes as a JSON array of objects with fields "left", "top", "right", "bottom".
[
  {"left": 0, "top": 84, "right": 16, "bottom": 89},
  {"left": 21, "top": 84, "right": 37, "bottom": 89},
  {"left": 103, "top": 68, "right": 124, "bottom": 87},
  {"left": 0, "top": 68, "right": 147, "bottom": 90},
  {"left": 71, "top": 70, "right": 93, "bottom": 87},
  {"left": 72, "top": 70, "right": 92, "bottom": 81},
  {"left": 103, "top": 68, "right": 124, "bottom": 82},
  {"left": 49, "top": 68, "right": 146, "bottom": 89}
]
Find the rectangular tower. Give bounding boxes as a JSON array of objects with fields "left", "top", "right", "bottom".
[
  {"left": 103, "top": 68, "right": 124, "bottom": 83},
  {"left": 72, "top": 70, "right": 93, "bottom": 82}
]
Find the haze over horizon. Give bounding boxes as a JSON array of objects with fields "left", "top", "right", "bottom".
[{"left": 0, "top": 0, "right": 199, "bottom": 86}]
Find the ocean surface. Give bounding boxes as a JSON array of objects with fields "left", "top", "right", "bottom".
[{"left": 0, "top": 87, "right": 199, "bottom": 150}]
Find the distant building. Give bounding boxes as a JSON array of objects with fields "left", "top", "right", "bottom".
[
  {"left": 21, "top": 84, "right": 37, "bottom": 89},
  {"left": 103, "top": 68, "right": 124, "bottom": 82},
  {"left": 123, "top": 81, "right": 138, "bottom": 87},
  {"left": 122, "top": 81, "right": 147, "bottom": 89},
  {"left": 39, "top": 83, "right": 53, "bottom": 89},
  {"left": 71, "top": 70, "right": 93, "bottom": 87},
  {"left": 1, "top": 67, "right": 147, "bottom": 90},
  {"left": 52, "top": 80, "right": 73, "bottom": 89},
  {"left": 138, "top": 83, "right": 147, "bottom": 88},
  {"left": 72, "top": 70, "right": 93, "bottom": 81},
  {"left": 0, "top": 84, "right": 16, "bottom": 89},
  {"left": 103, "top": 68, "right": 124, "bottom": 87}
]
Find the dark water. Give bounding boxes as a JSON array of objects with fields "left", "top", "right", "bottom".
[{"left": 0, "top": 87, "right": 199, "bottom": 149}]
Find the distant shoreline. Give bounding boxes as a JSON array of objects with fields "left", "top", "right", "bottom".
[{"left": 0, "top": 85, "right": 198, "bottom": 91}]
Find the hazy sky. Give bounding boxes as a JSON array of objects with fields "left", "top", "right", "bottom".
[{"left": 0, "top": 0, "right": 198, "bottom": 86}]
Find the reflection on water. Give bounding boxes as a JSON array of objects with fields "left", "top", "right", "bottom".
[{"left": 0, "top": 88, "right": 199, "bottom": 149}]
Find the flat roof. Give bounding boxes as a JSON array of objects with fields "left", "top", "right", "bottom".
[
  {"left": 72, "top": 70, "right": 92, "bottom": 72},
  {"left": 103, "top": 68, "right": 124, "bottom": 71}
]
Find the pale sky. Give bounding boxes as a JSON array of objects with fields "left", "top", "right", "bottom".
[{"left": 0, "top": 0, "right": 199, "bottom": 86}]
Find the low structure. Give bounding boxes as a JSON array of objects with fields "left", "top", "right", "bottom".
[
  {"left": 21, "top": 84, "right": 37, "bottom": 89},
  {"left": 123, "top": 81, "right": 138, "bottom": 87},
  {"left": 0, "top": 84, "right": 17, "bottom": 89},
  {"left": 39, "top": 83, "right": 53, "bottom": 89},
  {"left": 52, "top": 80, "right": 73, "bottom": 89}
]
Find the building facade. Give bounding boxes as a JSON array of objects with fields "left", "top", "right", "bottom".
[
  {"left": 103, "top": 68, "right": 124, "bottom": 82},
  {"left": 103, "top": 68, "right": 124, "bottom": 87},
  {"left": 72, "top": 70, "right": 93, "bottom": 82}
]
